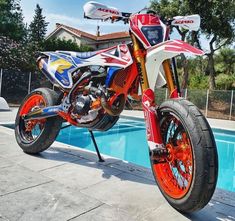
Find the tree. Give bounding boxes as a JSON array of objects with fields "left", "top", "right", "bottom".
[
  {"left": 0, "top": 0, "right": 26, "bottom": 41},
  {"left": 215, "top": 74, "right": 235, "bottom": 90},
  {"left": 43, "top": 38, "right": 94, "bottom": 52},
  {"left": 151, "top": 0, "right": 235, "bottom": 89},
  {"left": 0, "top": 35, "right": 37, "bottom": 74},
  {"left": 28, "top": 4, "right": 48, "bottom": 43},
  {"left": 188, "top": 0, "right": 235, "bottom": 89},
  {"left": 215, "top": 48, "right": 235, "bottom": 76}
]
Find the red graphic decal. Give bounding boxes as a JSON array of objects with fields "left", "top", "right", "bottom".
[
  {"left": 142, "top": 89, "right": 163, "bottom": 144},
  {"left": 102, "top": 55, "right": 127, "bottom": 65},
  {"left": 130, "top": 16, "right": 151, "bottom": 47},
  {"left": 98, "top": 8, "right": 119, "bottom": 15},
  {"left": 130, "top": 14, "right": 162, "bottom": 48},
  {"left": 174, "top": 20, "right": 194, "bottom": 24},
  {"left": 165, "top": 40, "right": 204, "bottom": 55}
]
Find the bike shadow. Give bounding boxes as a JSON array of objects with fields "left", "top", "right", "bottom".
[
  {"left": 184, "top": 200, "right": 235, "bottom": 221},
  {"left": 30, "top": 145, "right": 235, "bottom": 221},
  {"left": 31, "top": 144, "right": 155, "bottom": 186}
]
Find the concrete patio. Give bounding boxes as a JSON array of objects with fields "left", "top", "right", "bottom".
[{"left": 0, "top": 108, "right": 234, "bottom": 221}]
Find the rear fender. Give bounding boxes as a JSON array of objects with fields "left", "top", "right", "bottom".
[
  {"left": 146, "top": 40, "right": 204, "bottom": 90},
  {"left": 37, "top": 52, "right": 77, "bottom": 89}
]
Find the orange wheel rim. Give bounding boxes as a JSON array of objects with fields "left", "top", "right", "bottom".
[
  {"left": 153, "top": 116, "right": 194, "bottom": 199},
  {"left": 19, "top": 94, "right": 46, "bottom": 141},
  {"left": 20, "top": 94, "right": 46, "bottom": 116}
]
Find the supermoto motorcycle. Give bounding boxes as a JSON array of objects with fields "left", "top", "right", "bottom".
[{"left": 15, "top": 1, "right": 218, "bottom": 213}]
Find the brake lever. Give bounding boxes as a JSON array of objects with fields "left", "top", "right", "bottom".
[{"left": 165, "top": 18, "right": 174, "bottom": 26}]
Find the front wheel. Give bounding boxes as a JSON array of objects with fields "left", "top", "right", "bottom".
[{"left": 151, "top": 98, "right": 218, "bottom": 213}]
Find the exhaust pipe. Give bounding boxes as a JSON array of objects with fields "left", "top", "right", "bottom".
[
  {"left": 23, "top": 106, "right": 62, "bottom": 121},
  {"left": 24, "top": 85, "right": 126, "bottom": 120},
  {"left": 100, "top": 94, "right": 125, "bottom": 116},
  {"left": 85, "top": 85, "right": 125, "bottom": 116}
]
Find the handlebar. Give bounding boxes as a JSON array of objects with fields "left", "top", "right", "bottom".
[{"left": 83, "top": 2, "right": 200, "bottom": 31}]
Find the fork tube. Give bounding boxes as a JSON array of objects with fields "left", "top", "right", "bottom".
[
  {"left": 131, "top": 34, "right": 164, "bottom": 149},
  {"left": 171, "top": 58, "right": 181, "bottom": 94},
  {"left": 162, "top": 60, "right": 175, "bottom": 95},
  {"left": 130, "top": 34, "right": 149, "bottom": 92}
]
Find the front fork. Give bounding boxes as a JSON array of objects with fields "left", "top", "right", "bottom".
[{"left": 131, "top": 34, "right": 178, "bottom": 159}]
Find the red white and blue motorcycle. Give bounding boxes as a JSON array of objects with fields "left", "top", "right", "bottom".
[{"left": 15, "top": 1, "right": 218, "bottom": 213}]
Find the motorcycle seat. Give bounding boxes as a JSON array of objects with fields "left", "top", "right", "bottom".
[
  {"left": 56, "top": 50, "right": 98, "bottom": 59},
  {"left": 74, "top": 51, "right": 98, "bottom": 59},
  {"left": 56, "top": 47, "right": 119, "bottom": 59}
]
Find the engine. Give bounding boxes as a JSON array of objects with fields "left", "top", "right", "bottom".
[
  {"left": 70, "top": 66, "right": 106, "bottom": 123},
  {"left": 73, "top": 94, "right": 91, "bottom": 115},
  {"left": 66, "top": 65, "right": 126, "bottom": 125}
]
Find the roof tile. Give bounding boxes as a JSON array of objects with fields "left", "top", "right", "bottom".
[{"left": 53, "top": 23, "right": 130, "bottom": 41}]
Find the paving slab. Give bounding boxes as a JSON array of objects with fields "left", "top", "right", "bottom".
[
  {"left": 0, "top": 181, "right": 102, "bottom": 221},
  {"left": 143, "top": 202, "right": 191, "bottom": 221},
  {"left": 0, "top": 142, "right": 26, "bottom": 158},
  {"left": 0, "top": 157, "right": 13, "bottom": 169},
  {"left": 0, "top": 127, "right": 14, "bottom": 139},
  {"left": 10, "top": 148, "right": 82, "bottom": 172},
  {"left": 187, "top": 200, "right": 235, "bottom": 221},
  {"left": 81, "top": 172, "right": 166, "bottom": 220},
  {"left": 108, "top": 160, "right": 155, "bottom": 182},
  {"left": 0, "top": 128, "right": 25, "bottom": 158},
  {"left": 0, "top": 218, "right": 9, "bottom": 221},
  {"left": 0, "top": 108, "right": 17, "bottom": 123},
  {"left": 40, "top": 158, "right": 123, "bottom": 191},
  {"left": 213, "top": 188, "right": 235, "bottom": 207},
  {"left": 0, "top": 214, "right": 9, "bottom": 221},
  {"left": 71, "top": 204, "right": 135, "bottom": 221},
  {"left": 0, "top": 164, "right": 51, "bottom": 196},
  {"left": 0, "top": 110, "right": 235, "bottom": 220},
  {"left": 51, "top": 144, "right": 122, "bottom": 166},
  {"left": 142, "top": 200, "right": 235, "bottom": 221}
]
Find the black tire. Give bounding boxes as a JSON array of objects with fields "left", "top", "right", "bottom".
[
  {"left": 15, "top": 88, "right": 63, "bottom": 154},
  {"left": 151, "top": 98, "right": 218, "bottom": 213}
]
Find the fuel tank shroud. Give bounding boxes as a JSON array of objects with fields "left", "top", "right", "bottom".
[{"left": 37, "top": 44, "right": 133, "bottom": 89}]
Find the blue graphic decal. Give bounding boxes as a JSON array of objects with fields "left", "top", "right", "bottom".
[
  {"left": 41, "top": 61, "right": 57, "bottom": 85},
  {"left": 105, "top": 67, "right": 121, "bottom": 87},
  {"left": 55, "top": 71, "right": 70, "bottom": 86},
  {"left": 40, "top": 51, "right": 89, "bottom": 88},
  {"left": 42, "top": 105, "right": 63, "bottom": 115},
  {"left": 71, "top": 56, "right": 84, "bottom": 65}
]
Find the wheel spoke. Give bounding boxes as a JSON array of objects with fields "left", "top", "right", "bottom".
[{"left": 153, "top": 113, "right": 193, "bottom": 199}]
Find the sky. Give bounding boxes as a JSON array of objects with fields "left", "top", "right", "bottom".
[
  {"left": 19, "top": 0, "right": 211, "bottom": 52},
  {"left": 20, "top": 0, "right": 150, "bottom": 35}
]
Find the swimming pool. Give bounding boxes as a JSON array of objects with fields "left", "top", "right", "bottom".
[{"left": 56, "top": 117, "right": 235, "bottom": 193}]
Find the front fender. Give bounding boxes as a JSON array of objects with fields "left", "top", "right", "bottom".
[{"left": 146, "top": 40, "right": 204, "bottom": 90}]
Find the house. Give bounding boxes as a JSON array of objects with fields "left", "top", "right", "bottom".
[{"left": 46, "top": 23, "right": 131, "bottom": 50}]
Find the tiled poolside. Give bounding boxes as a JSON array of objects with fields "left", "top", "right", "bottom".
[{"left": 0, "top": 108, "right": 234, "bottom": 221}]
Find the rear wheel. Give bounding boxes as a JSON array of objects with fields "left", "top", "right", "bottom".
[
  {"left": 151, "top": 98, "right": 218, "bottom": 212},
  {"left": 15, "top": 88, "right": 63, "bottom": 154}
]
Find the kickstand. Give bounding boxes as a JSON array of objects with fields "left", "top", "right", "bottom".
[{"left": 88, "top": 130, "right": 105, "bottom": 162}]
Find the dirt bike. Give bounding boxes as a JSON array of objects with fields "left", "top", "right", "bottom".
[{"left": 15, "top": 1, "right": 218, "bottom": 213}]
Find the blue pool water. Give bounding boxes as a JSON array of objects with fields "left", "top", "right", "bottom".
[{"left": 56, "top": 118, "right": 235, "bottom": 192}]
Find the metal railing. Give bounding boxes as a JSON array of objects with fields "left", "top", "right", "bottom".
[
  {"left": 128, "top": 88, "right": 235, "bottom": 121},
  {"left": 0, "top": 68, "right": 53, "bottom": 105},
  {"left": 0, "top": 68, "right": 234, "bottom": 121}
]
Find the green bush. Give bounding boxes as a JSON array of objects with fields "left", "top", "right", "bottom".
[
  {"left": 43, "top": 38, "right": 93, "bottom": 52},
  {"left": 189, "top": 74, "right": 209, "bottom": 89},
  {"left": 216, "top": 74, "right": 235, "bottom": 90}
]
